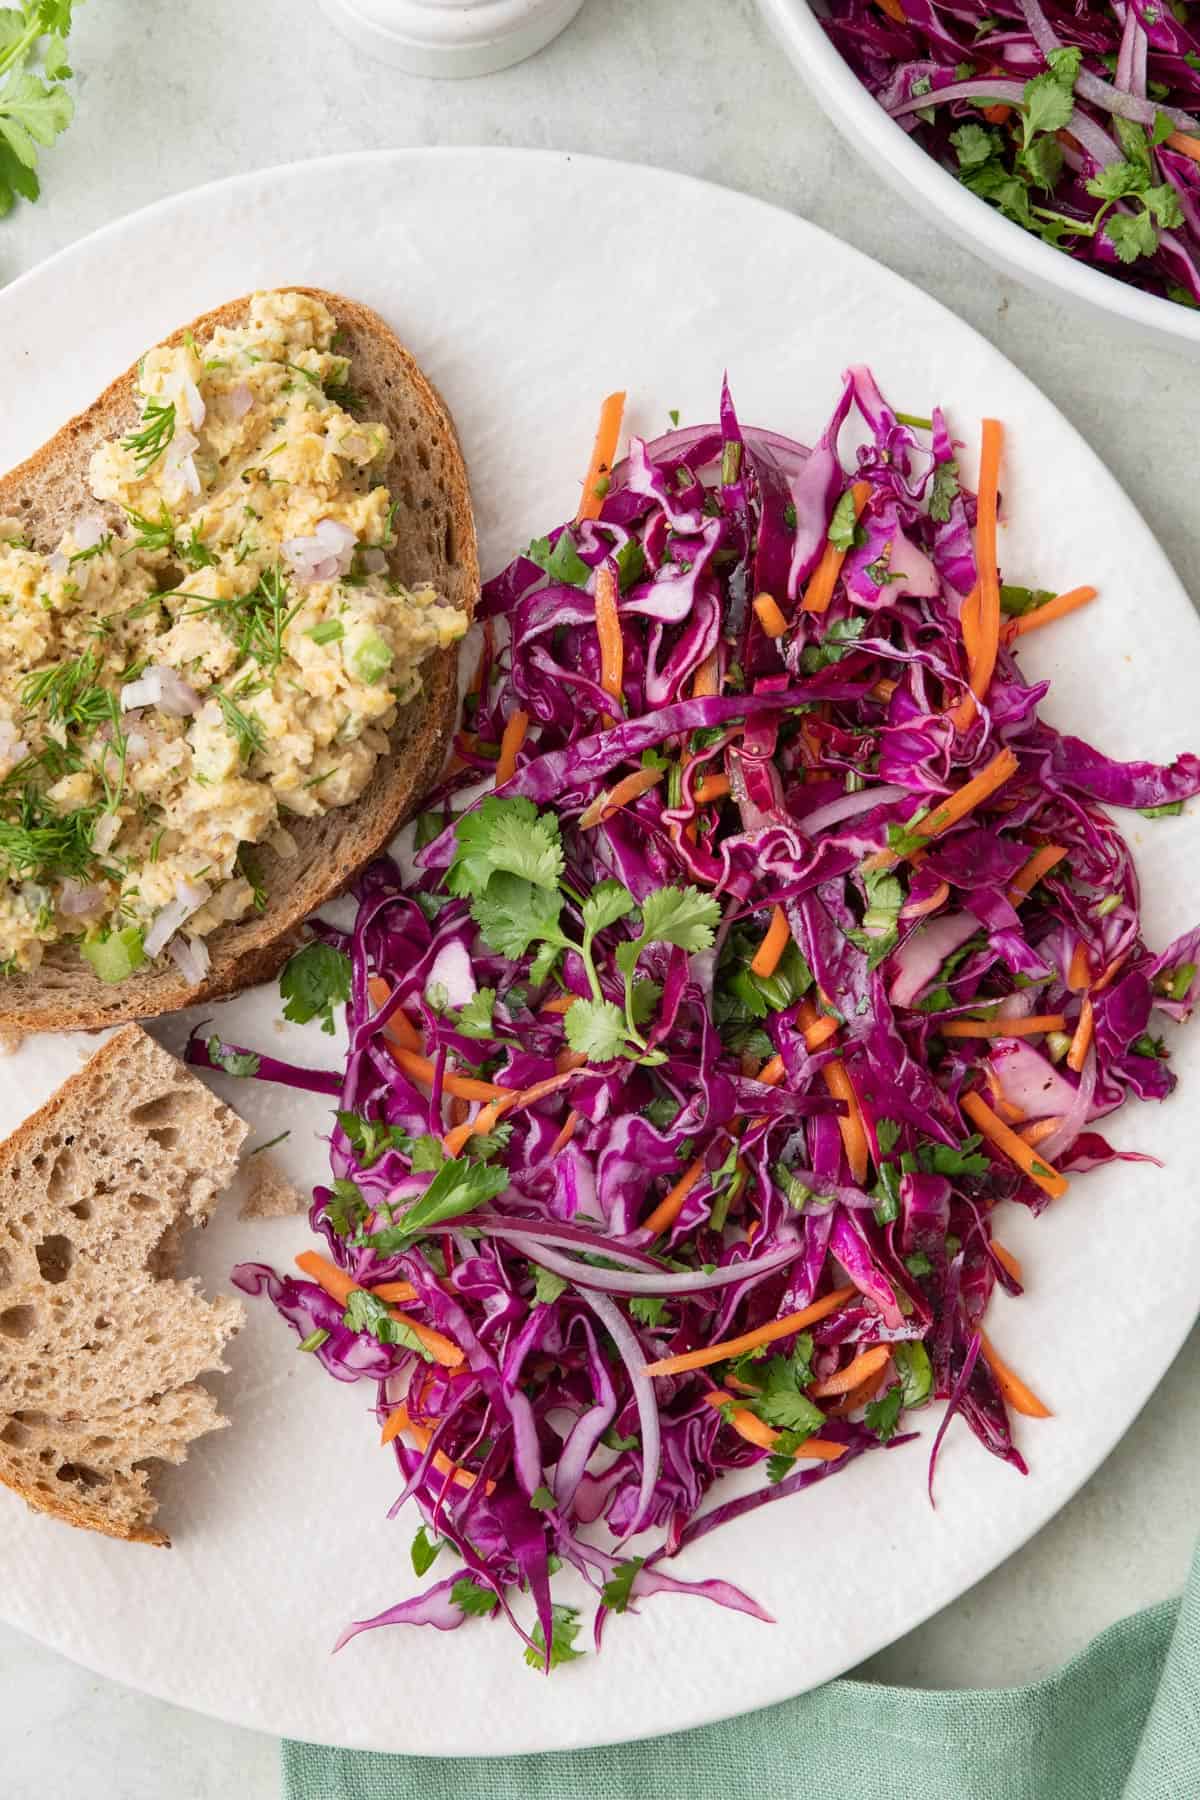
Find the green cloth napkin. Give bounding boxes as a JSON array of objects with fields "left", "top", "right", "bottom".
[{"left": 284, "top": 1541, "right": 1199, "bottom": 1800}]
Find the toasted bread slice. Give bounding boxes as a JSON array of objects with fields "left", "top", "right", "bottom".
[
  {"left": 0, "top": 288, "right": 477, "bottom": 1031},
  {"left": 0, "top": 1025, "right": 247, "bottom": 1544}
]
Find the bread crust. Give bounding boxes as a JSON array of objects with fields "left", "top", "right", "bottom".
[{"left": 0, "top": 289, "right": 477, "bottom": 1031}]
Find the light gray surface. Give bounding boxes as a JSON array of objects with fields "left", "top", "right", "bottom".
[{"left": 1, "top": 0, "right": 1196, "bottom": 1792}]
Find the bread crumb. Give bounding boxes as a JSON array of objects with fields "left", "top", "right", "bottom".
[
  {"left": 239, "top": 1152, "right": 306, "bottom": 1221},
  {"left": 0, "top": 1026, "right": 25, "bottom": 1055}
]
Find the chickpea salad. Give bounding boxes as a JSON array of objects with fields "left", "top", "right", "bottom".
[{"left": 0, "top": 290, "right": 466, "bottom": 984}]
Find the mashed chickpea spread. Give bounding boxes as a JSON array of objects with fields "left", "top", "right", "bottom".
[{"left": 0, "top": 290, "right": 465, "bottom": 981}]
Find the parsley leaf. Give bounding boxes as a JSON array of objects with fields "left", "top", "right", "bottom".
[
  {"left": 827, "top": 488, "right": 863, "bottom": 551},
  {"left": 527, "top": 530, "right": 591, "bottom": 589},
  {"left": 325, "top": 1178, "right": 367, "bottom": 1238},
  {"left": 800, "top": 616, "right": 867, "bottom": 673},
  {"left": 919, "top": 1135, "right": 990, "bottom": 1179},
  {"left": 453, "top": 986, "right": 497, "bottom": 1039},
  {"left": 471, "top": 870, "right": 565, "bottom": 961},
  {"left": 601, "top": 1557, "right": 645, "bottom": 1614},
  {"left": 344, "top": 1288, "right": 436, "bottom": 1359},
  {"left": 336, "top": 1111, "right": 412, "bottom": 1169},
  {"left": 370, "top": 1157, "right": 508, "bottom": 1247},
  {"left": 629, "top": 1296, "right": 668, "bottom": 1328},
  {"left": 451, "top": 1578, "right": 498, "bottom": 1617},
  {"left": 279, "top": 942, "right": 351, "bottom": 1033},
  {"left": 928, "top": 460, "right": 960, "bottom": 522},
  {"left": 205, "top": 1036, "right": 260, "bottom": 1078},
  {"left": 524, "top": 1604, "right": 585, "bottom": 1671},
  {"left": 533, "top": 1266, "right": 568, "bottom": 1304},
  {"left": 409, "top": 1134, "right": 446, "bottom": 1173}
]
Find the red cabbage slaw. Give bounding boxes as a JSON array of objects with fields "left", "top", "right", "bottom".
[
  {"left": 224, "top": 373, "right": 1200, "bottom": 1668},
  {"left": 817, "top": 0, "right": 1200, "bottom": 309}
]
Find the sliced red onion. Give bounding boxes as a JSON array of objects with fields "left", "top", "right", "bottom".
[
  {"left": 228, "top": 383, "right": 254, "bottom": 419},
  {"left": 120, "top": 665, "right": 199, "bottom": 716},
  {"left": 425, "top": 939, "right": 476, "bottom": 1009},
  {"left": 1038, "top": 1051, "right": 1097, "bottom": 1163},
  {"left": 797, "top": 783, "right": 907, "bottom": 837},
  {"left": 468, "top": 1216, "right": 661, "bottom": 1268},
  {"left": 576, "top": 1290, "right": 660, "bottom": 1536},
  {"left": 47, "top": 550, "right": 68, "bottom": 578},
  {"left": 124, "top": 729, "right": 150, "bottom": 760},
  {"left": 168, "top": 933, "right": 211, "bottom": 984},
  {"left": 510, "top": 1234, "right": 801, "bottom": 1295},
  {"left": 360, "top": 547, "right": 388, "bottom": 575},
  {"left": 180, "top": 376, "right": 205, "bottom": 431},
  {"left": 890, "top": 911, "right": 979, "bottom": 1009},
  {"left": 59, "top": 881, "right": 106, "bottom": 920},
  {"left": 162, "top": 428, "right": 201, "bottom": 499},
  {"left": 91, "top": 812, "right": 121, "bottom": 854},
  {"left": 315, "top": 517, "right": 356, "bottom": 558},
  {"left": 0, "top": 719, "right": 28, "bottom": 769},
  {"left": 72, "top": 513, "right": 107, "bottom": 551},
  {"left": 144, "top": 878, "right": 212, "bottom": 958},
  {"left": 283, "top": 518, "right": 357, "bottom": 585}
]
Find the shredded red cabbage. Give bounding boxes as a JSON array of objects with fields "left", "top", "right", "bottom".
[
  {"left": 223, "top": 371, "right": 1200, "bottom": 1666},
  {"left": 819, "top": 0, "right": 1200, "bottom": 310}
]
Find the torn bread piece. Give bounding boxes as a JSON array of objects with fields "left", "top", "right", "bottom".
[
  {"left": 0, "top": 1025, "right": 246, "bottom": 1544},
  {"left": 239, "top": 1151, "right": 306, "bottom": 1221}
]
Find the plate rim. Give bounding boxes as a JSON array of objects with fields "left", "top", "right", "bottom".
[{"left": 0, "top": 143, "right": 1198, "bottom": 1755}]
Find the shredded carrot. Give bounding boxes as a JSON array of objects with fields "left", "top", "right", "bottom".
[
  {"left": 1018, "top": 1115, "right": 1062, "bottom": 1148},
  {"left": 990, "top": 1241, "right": 1023, "bottom": 1283},
  {"left": 803, "top": 1013, "right": 841, "bottom": 1051},
  {"left": 695, "top": 772, "right": 731, "bottom": 804},
  {"left": 984, "top": 1062, "right": 1026, "bottom": 1123},
  {"left": 1092, "top": 949, "right": 1131, "bottom": 996},
  {"left": 826, "top": 1364, "right": 890, "bottom": 1417},
  {"left": 752, "top": 592, "right": 790, "bottom": 639},
  {"left": 756, "top": 1053, "right": 786, "bottom": 1088},
  {"left": 750, "top": 905, "right": 791, "bottom": 979},
  {"left": 951, "top": 418, "right": 1003, "bottom": 730},
  {"left": 981, "top": 65, "right": 1013, "bottom": 125},
  {"left": 373, "top": 1280, "right": 419, "bottom": 1304},
  {"left": 872, "top": 677, "right": 899, "bottom": 702},
  {"left": 1007, "top": 585, "right": 1097, "bottom": 640},
  {"left": 862, "top": 747, "right": 1019, "bottom": 874},
  {"left": 576, "top": 391, "right": 626, "bottom": 522},
  {"left": 495, "top": 708, "right": 530, "bottom": 786},
  {"left": 807, "top": 1343, "right": 891, "bottom": 1399},
  {"left": 796, "top": 998, "right": 869, "bottom": 1181},
  {"left": 367, "top": 975, "right": 423, "bottom": 1052},
  {"left": 692, "top": 650, "right": 722, "bottom": 697},
  {"left": 384, "top": 1044, "right": 509, "bottom": 1103},
  {"left": 979, "top": 1330, "right": 1051, "bottom": 1418},
  {"left": 1007, "top": 843, "right": 1067, "bottom": 905},
  {"left": 643, "top": 1285, "right": 856, "bottom": 1377},
  {"left": 1166, "top": 130, "right": 1200, "bottom": 165},
  {"left": 380, "top": 1405, "right": 410, "bottom": 1446},
  {"left": 554, "top": 1049, "right": 588, "bottom": 1074},
  {"left": 900, "top": 879, "right": 951, "bottom": 920},
  {"left": 446, "top": 1069, "right": 580, "bottom": 1152},
  {"left": 802, "top": 480, "right": 872, "bottom": 615},
  {"left": 940, "top": 1012, "right": 1067, "bottom": 1039},
  {"left": 540, "top": 993, "right": 576, "bottom": 1015},
  {"left": 594, "top": 562, "right": 624, "bottom": 724},
  {"left": 643, "top": 1156, "right": 707, "bottom": 1237},
  {"left": 959, "top": 584, "right": 981, "bottom": 663},
  {"left": 961, "top": 1090, "right": 1068, "bottom": 1200},
  {"left": 548, "top": 1109, "right": 580, "bottom": 1158},
  {"left": 704, "top": 1391, "right": 848, "bottom": 1461},
  {"left": 579, "top": 763, "right": 663, "bottom": 828},
  {"left": 1067, "top": 993, "right": 1094, "bottom": 1073},
  {"left": 1067, "top": 942, "right": 1091, "bottom": 992},
  {"left": 295, "top": 1252, "right": 464, "bottom": 1369},
  {"left": 874, "top": 0, "right": 907, "bottom": 20}
]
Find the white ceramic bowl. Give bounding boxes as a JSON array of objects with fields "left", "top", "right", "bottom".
[{"left": 757, "top": 0, "right": 1200, "bottom": 353}]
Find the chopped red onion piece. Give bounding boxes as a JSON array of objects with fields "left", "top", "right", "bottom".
[{"left": 144, "top": 879, "right": 212, "bottom": 957}]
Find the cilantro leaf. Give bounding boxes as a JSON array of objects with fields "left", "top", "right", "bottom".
[
  {"left": 409, "top": 1133, "right": 446, "bottom": 1172},
  {"left": 529, "top": 1484, "right": 556, "bottom": 1511},
  {"left": 628, "top": 977, "right": 663, "bottom": 1028},
  {"left": 876, "top": 1118, "right": 902, "bottom": 1157},
  {"left": 527, "top": 530, "right": 591, "bottom": 589},
  {"left": 206, "top": 1036, "right": 260, "bottom": 1078},
  {"left": 453, "top": 986, "right": 497, "bottom": 1039},
  {"left": 1021, "top": 68, "right": 1076, "bottom": 140},
  {"left": 766, "top": 1424, "right": 824, "bottom": 1484},
  {"left": 581, "top": 879, "right": 638, "bottom": 936},
  {"left": 471, "top": 871, "right": 565, "bottom": 960},
  {"left": 637, "top": 885, "right": 721, "bottom": 953},
  {"left": 451, "top": 1578, "right": 498, "bottom": 1617},
  {"left": 950, "top": 123, "right": 997, "bottom": 172},
  {"left": 370, "top": 1158, "right": 508, "bottom": 1248},
  {"left": 1000, "top": 583, "right": 1056, "bottom": 618},
  {"left": 826, "top": 488, "right": 862, "bottom": 551},
  {"left": 800, "top": 616, "right": 867, "bottom": 673},
  {"left": 865, "top": 1384, "right": 904, "bottom": 1442},
  {"left": 564, "top": 997, "right": 630, "bottom": 1060},
  {"left": 629, "top": 1296, "right": 668, "bottom": 1327},
  {"left": 920, "top": 1135, "right": 990, "bottom": 1179},
  {"left": 336, "top": 1111, "right": 412, "bottom": 1168},
  {"left": 894, "top": 1340, "right": 933, "bottom": 1407},
  {"left": 279, "top": 942, "right": 351, "bottom": 1033},
  {"left": 447, "top": 796, "right": 564, "bottom": 899},
  {"left": 411, "top": 1526, "right": 443, "bottom": 1577},
  {"left": 325, "top": 1178, "right": 367, "bottom": 1238},
  {"left": 524, "top": 1604, "right": 585, "bottom": 1670},
  {"left": 343, "top": 1288, "right": 436, "bottom": 1360},
  {"left": 601, "top": 1556, "right": 645, "bottom": 1614}
]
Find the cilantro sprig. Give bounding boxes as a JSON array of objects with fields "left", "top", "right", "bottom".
[{"left": 0, "top": 2, "right": 79, "bottom": 219}]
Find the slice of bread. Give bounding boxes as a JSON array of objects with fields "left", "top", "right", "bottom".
[
  {"left": 0, "top": 287, "right": 478, "bottom": 1032},
  {"left": 0, "top": 1024, "right": 247, "bottom": 1545}
]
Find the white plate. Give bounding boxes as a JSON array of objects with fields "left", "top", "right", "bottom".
[
  {"left": 757, "top": 0, "right": 1200, "bottom": 356},
  {"left": 0, "top": 148, "right": 1198, "bottom": 1757}
]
